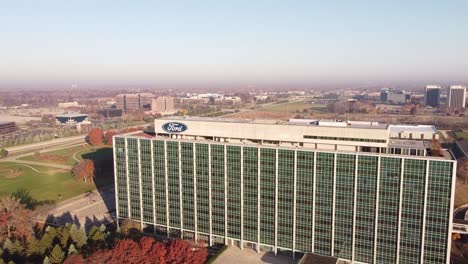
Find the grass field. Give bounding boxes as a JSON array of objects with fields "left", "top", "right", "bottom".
[
  {"left": 453, "top": 130, "right": 468, "bottom": 141},
  {"left": 0, "top": 162, "right": 95, "bottom": 202},
  {"left": 19, "top": 145, "right": 112, "bottom": 166},
  {"left": 262, "top": 102, "right": 327, "bottom": 113}
]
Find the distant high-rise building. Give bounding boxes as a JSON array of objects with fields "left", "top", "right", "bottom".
[
  {"left": 424, "top": 85, "right": 441, "bottom": 107},
  {"left": 116, "top": 93, "right": 154, "bottom": 112},
  {"left": 151, "top": 96, "right": 176, "bottom": 115},
  {"left": 447, "top": 85, "right": 466, "bottom": 110},
  {"left": 380, "top": 88, "right": 389, "bottom": 102}
]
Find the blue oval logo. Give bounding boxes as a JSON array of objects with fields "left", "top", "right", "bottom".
[{"left": 162, "top": 122, "right": 187, "bottom": 133}]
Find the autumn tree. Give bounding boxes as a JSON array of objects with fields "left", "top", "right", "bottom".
[
  {"left": 71, "top": 159, "right": 95, "bottom": 183},
  {"left": 104, "top": 130, "right": 116, "bottom": 145},
  {"left": 430, "top": 139, "right": 443, "bottom": 157},
  {"left": 167, "top": 239, "right": 196, "bottom": 264},
  {"left": 62, "top": 254, "right": 86, "bottom": 264},
  {"left": 109, "top": 239, "right": 141, "bottom": 264},
  {"left": 457, "top": 157, "right": 468, "bottom": 184},
  {"left": 0, "top": 195, "right": 33, "bottom": 240},
  {"left": 88, "top": 128, "right": 104, "bottom": 146},
  {"left": 139, "top": 236, "right": 167, "bottom": 264}
]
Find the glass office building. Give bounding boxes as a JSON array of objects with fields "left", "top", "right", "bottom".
[{"left": 113, "top": 118, "right": 456, "bottom": 264}]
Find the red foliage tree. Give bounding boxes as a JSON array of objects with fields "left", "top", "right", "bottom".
[
  {"left": 139, "top": 236, "right": 167, "bottom": 264},
  {"left": 191, "top": 247, "right": 209, "bottom": 264},
  {"left": 87, "top": 250, "right": 112, "bottom": 264},
  {"left": 88, "top": 128, "right": 104, "bottom": 146},
  {"left": 104, "top": 130, "right": 116, "bottom": 145},
  {"left": 72, "top": 159, "right": 95, "bottom": 183},
  {"left": 109, "top": 239, "right": 141, "bottom": 264},
  {"left": 167, "top": 239, "right": 192, "bottom": 264},
  {"left": 0, "top": 195, "right": 33, "bottom": 240},
  {"left": 63, "top": 254, "right": 86, "bottom": 264}
]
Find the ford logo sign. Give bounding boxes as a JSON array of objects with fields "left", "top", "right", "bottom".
[{"left": 162, "top": 122, "right": 187, "bottom": 133}]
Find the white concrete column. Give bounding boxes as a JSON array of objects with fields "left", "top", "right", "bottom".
[
  {"left": 373, "top": 156, "right": 381, "bottom": 264},
  {"left": 292, "top": 150, "right": 297, "bottom": 259},
  {"left": 312, "top": 151, "right": 317, "bottom": 252},
  {"left": 112, "top": 136, "right": 119, "bottom": 228},
  {"left": 396, "top": 158, "right": 405, "bottom": 264},
  {"left": 331, "top": 153, "right": 337, "bottom": 256},
  {"left": 137, "top": 139, "right": 144, "bottom": 229},
  {"left": 274, "top": 149, "right": 278, "bottom": 255},
  {"left": 164, "top": 141, "right": 170, "bottom": 237},
  {"left": 224, "top": 145, "right": 228, "bottom": 244},
  {"left": 150, "top": 140, "right": 156, "bottom": 235},
  {"left": 420, "top": 159, "right": 429, "bottom": 264},
  {"left": 178, "top": 142, "right": 184, "bottom": 238},
  {"left": 193, "top": 143, "right": 198, "bottom": 241},
  {"left": 257, "top": 147, "right": 261, "bottom": 252},
  {"left": 125, "top": 138, "right": 131, "bottom": 219},
  {"left": 208, "top": 144, "right": 213, "bottom": 246},
  {"left": 351, "top": 154, "right": 359, "bottom": 262},
  {"left": 447, "top": 161, "right": 457, "bottom": 264},
  {"left": 240, "top": 146, "right": 244, "bottom": 249}
]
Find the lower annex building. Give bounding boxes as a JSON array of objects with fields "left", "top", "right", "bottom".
[{"left": 113, "top": 117, "right": 456, "bottom": 264}]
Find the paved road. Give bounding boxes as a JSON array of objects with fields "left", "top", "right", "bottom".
[{"left": 5, "top": 135, "right": 86, "bottom": 155}]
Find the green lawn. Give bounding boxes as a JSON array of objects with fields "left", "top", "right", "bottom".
[
  {"left": 0, "top": 162, "right": 95, "bottom": 202},
  {"left": 19, "top": 145, "right": 112, "bottom": 166},
  {"left": 453, "top": 130, "right": 468, "bottom": 141},
  {"left": 262, "top": 102, "right": 327, "bottom": 113}
]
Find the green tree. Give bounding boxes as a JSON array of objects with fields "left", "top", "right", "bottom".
[
  {"left": 88, "top": 226, "right": 105, "bottom": 242},
  {"left": 26, "top": 238, "right": 42, "bottom": 257},
  {"left": 43, "top": 256, "right": 51, "bottom": 264},
  {"left": 0, "top": 148, "right": 7, "bottom": 158},
  {"left": 48, "top": 244, "right": 65, "bottom": 264},
  {"left": 69, "top": 225, "right": 87, "bottom": 249},
  {"left": 59, "top": 227, "right": 70, "bottom": 248},
  {"left": 38, "top": 231, "right": 55, "bottom": 255},
  {"left": 67, "top": 244, "right": 77, "bottom": 256}
]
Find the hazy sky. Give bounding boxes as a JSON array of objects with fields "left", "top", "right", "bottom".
[{"left": 1, "top": 0, "right": 467, "bottom": 88}]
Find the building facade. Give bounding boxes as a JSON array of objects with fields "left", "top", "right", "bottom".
[
  {"left": 113, "top": 118, "right": 455, "bottom": 264},
  {"left": 424, "top": 85, "right": 441, "bottom": 107},
  {"left": 116, "top": 93, "right": 154, "bottom": 112},
  {"left": 151, "top": 96, "right": 176, "bottom": 115},
  {"left": 0, "top": 121, "right": 17, "bottom": 135},
  {"left": 447, "top": 85, "right": 466, "bottom": 110}
]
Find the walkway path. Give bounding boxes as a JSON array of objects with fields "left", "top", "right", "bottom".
[{"left": 0, "top": 159, "right": 73, "bottom": 170}]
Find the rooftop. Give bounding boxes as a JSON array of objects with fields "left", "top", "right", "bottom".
[
  {"left": 160, "top": 116, "right": 437, "bottom": 133},
  {"left": 55, "top": 114, "right": 88, "bottom": 118},
  {"left": 0, "top": 121, "right": 15, "bottom": 125}
]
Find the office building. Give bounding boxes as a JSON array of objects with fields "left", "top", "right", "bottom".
[
  {"left": 97, "top": 108, "right": 123, "bottom": 118},
  {"left": 0, "top": 121, "right": 17, "bottom": 135},
  {"left": 152, "top": 96, "right": 177, "bottom": 115},
  {"left": 380, "top": 89, "right": 410, "bottom": 105},
  {"left": 113, "top": 117, "right": 455, "bottom": 264},
  {"left": 180, "top": 94, "right": 241, "bottom": 105},
  {"left": 55, "top": 114, "right": 89, "bottom": 125},
  {"left": 58, "top": 101, "right": 83, "bottom": 108},
  {"left": 447, "top": 85, "right": 466, "bottom": 110},
  {"left": 424, "top": 85, "right": 441, "bottom": 107},
  {"left": 116, "top": 93, "right": 154, "bottom": 112}
]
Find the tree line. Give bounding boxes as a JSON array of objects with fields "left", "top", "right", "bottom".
[{"left": 0, "top": 194, "right": 208, "bottom": 264}]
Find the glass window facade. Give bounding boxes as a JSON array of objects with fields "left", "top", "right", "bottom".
[{"left": 114, "top": 136, "right": 455, "bottom": 264}]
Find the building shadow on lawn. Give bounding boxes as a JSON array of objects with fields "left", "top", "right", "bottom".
[{"left": 82, "top": 147, "right": 116, "bottom": 220}]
